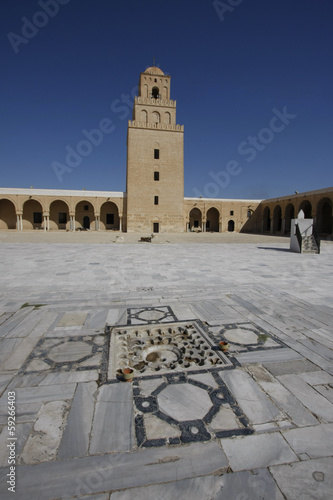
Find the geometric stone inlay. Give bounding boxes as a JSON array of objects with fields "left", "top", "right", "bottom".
[
  {"left": 224, "top": 328, "right": 259, "bottom": 345},
  {"left": 157, "top": 383, "right": 212, "bottom": 421},
  {"left": 108, "top": 321, "right": 232, "bottom": 379},
  {"left": 47, "top": 342, "right": 93, "bottom": 362},
  {"left": 126, "top": 306, "right": 178, "bottom": 325}
]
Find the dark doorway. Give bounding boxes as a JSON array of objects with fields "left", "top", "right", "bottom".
[
  {"left": 83, "top": 216, "right": 90, "bottom": 229},
  {"left": 228, "top": 220, "right": 235, "bottom": 232}
]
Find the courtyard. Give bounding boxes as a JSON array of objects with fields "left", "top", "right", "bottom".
[{"left": 0, "top": 232, "right": 332, "bottom": 499}]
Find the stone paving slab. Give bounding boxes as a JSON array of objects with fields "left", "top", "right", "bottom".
[
  {"left": 270, "top": 457, "right": 333, "bottom": 500},
  {"left": 282, "top": 423, "right": 333, "bottom": 459},
  {"left": 0, "top": 441, "right": 228, "bottom": 500},
  {"left": 109, "top": 468, "right": 285, "bottom": 500},
  {"left": 221, "top": 432, "right": 299, "bottom": 471},
  {"left": 277, "top": 374, "right": 333, "bottom": 422},
  {"left": 219, "top": 369, "right": 283, "bottom": 425}
]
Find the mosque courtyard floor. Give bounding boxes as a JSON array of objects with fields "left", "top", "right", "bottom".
[{"left": 0, "top": 232, "right": 332, "bottom": 499}]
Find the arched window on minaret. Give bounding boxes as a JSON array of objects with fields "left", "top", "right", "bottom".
[
  {"left": 152, "top": 111, "right": 160, "bottom": 124},
  {"left": 152, "top": 87, "right": 160, "bottom": 99},
  {"left": 163, "top": 86, "right": 168, "bottom": 99},
  {"left": 143, "top": 84, "right": 148, "bottom": 98},
  {"left": 141, "top": 110, "right": 148, "bottom": 124},
  {"left": 164, "top": 112, "right": 171, "bottom": 125}
]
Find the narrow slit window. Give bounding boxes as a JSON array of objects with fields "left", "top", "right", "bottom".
[
  {"left": 154, "top": 171, "right": 160, "bottom": 181},
  {"left": 154, "top": 149, "right": 159, "bottom": 159},
  {"left": 154, "top": 196, "right": 159, "bottom": 205}
]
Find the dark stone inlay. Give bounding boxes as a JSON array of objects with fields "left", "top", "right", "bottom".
[
  {"left": 126, "top": 306, "right": 178, "bottom": 325},
  {"left": 180, "top": 420, "right": 211, "bottom": 444},
  {"left": 142, "top": 438, "right": 167, "bottom": 448},
  {"left": 135, "top": 396, "right": 158, "bottom": 414}
]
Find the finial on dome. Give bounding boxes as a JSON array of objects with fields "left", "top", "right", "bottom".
[{"left": 153, "top": 57, "right": 156, "bottom": 66}]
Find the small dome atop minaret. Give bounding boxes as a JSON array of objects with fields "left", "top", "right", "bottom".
[{"left": 144, "top": 66, "right": 164, "bottom": 75}]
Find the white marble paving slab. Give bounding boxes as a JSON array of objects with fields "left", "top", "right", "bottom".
[
  {"left": 247, "top": 365, "right": 318, "bottom": 427},
  {"left": 277, "top": 374, "right": 333, "bottom": 422},
  {"left": 58, "top": 382, "right": 97, "bottom": 459},
  {"left": 270, "top": 457, "right": 333, "bottom": 500},
  {"left": 110, "top": 468, "right": 284, "bottom": 500},
  {"left": 282, "top": 423, "right": 333, "bottom": 458},
  {"left": 0, "top": 383, "right": 77, "bottom": 405},
  {"left": 235, "top": 348, "right": 302, "bottom": 365},
  {"left": 219, "top": 369, "right": 283, "bottom": 424},
  {"left": 221, "top": 432, "right": 298, "bottom": 471},
  {"left": 0, "top": 441, "right": 228, "bottom": 500}
]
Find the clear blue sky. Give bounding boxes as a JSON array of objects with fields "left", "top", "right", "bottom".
[{"left": 1, "top": 0, "right": 332, "bottom": 199}]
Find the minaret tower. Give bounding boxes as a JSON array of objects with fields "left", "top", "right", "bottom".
[{"left": 125, "top": 64, "right": 184, "bottom": 233}]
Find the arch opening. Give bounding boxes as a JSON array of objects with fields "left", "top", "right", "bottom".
[
  {"left": 206, "top": 207, "right": 220, "bottom": 232},
  {"left": 0, "top": 199, "right": 16, "bottom": 230}
]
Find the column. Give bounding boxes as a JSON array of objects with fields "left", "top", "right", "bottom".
[
  {"left": 17, "top": 214, "right": 20, "bottom": 231},
  {"left": 119, "top": 215, "right": 122, "bottom": 232},
  {"left": 19, "top": 214, "right": 23, "bottom": 231},
  {"left": 43, "top": 215, "right": 47, "bottom": 231}
]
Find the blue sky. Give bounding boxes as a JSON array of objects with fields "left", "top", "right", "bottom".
[{"left": 1, "top": 0, "right": 332, "bottom": 199}]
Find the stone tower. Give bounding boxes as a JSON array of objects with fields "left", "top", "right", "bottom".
[{"left": 125, "top": 65, "right": 184, "bottom": 233}]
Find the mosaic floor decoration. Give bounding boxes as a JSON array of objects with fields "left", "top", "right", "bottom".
[
  {"left": 21, "top": 335, "right": 108, "bottom": 374},
  {"left": 133, "top": 370, "right": 253, "bottom": 447},
  {"left": 126, "top": 306, "right": 178, "bottom": 325},
  {"left": 108, "top": 320, "right": 232, "bottom": 380},
  {"left": 208, "top": 322, "right": 286, "bottom": 356}
]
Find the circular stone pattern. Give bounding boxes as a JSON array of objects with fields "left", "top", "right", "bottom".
[
  {"left": 224, "top": 328, "right": 258, "bottom": 345},
  {"left": 138, "top": 310, "right": 165, "bottom": 321},
  {"left": 48, "top": 342, "right": 92, "bottom": 362},
  {"left": 157, "top": 384, "right": 212, "bottom": 421}
]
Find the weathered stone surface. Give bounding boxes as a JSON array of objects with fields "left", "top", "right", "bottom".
[
  {"left": 221, "top": 432, "right": 298, "bottom": 471},
  {"left": 0, "top": 441, "right": 228, "bottom": 500},
  {"left": 90, "top": 384, "right": 134, "bottom": 453},
  {"left": 144, "top": 414, "right": 181, "bottom": 440},
  {"left": 270, "top": 457, "right": 333, "bottom": 500},
  {"left": 277, "top": 374, "right": 333, "bottom": 422},
  {"left": 157, "top": 383, "right": 212, "bottom": 421},
  {"left": 0, "top": 422, "right": 33, "bottom": 467},
  {"left": 56, "top": 312, "right": 88, "bottom": 327},
  {"left": 219, "top": 369, "right": 283, "bottom": 424},
  {"left": 264, "top": 359, "right": 320, "bottom": 376},
  {"left": 48, "top": 341, "right": 93, "bottom": 362},
  {"left": 210, "top": 404, "right": 242, "bottom": 430},
  {"left": 110, "top": 468, "right": 284, "bottom": 500},
  {"left": 282, "top": 423, "right": 333, "bottom": 458},
  {"left": 247, "top": 365, "right": 318, "bottom": 427},
  {"left": 0, "top": 383, "right": 76, "bottom": 405},
  {"left": 58, "top": 382, "right": 97, "bottom": 459},
  {"left": 19, "top": 400, "right": 70, "bottom": 464}
]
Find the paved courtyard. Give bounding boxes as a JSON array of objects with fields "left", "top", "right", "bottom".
[{"left": 0, "top": 233, "right": 332, "bottom": 499}]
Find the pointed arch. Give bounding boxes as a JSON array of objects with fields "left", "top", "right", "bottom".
[
  {"left": 206, "top": 207, "right": 220, "bottom": 232},
  {"left": 189, "top": 208, "right": 202, "bottom": 231}
]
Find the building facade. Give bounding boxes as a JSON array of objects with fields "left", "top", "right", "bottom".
[{"left": 0, "top": 65, "right": 332, "bottom": 236}]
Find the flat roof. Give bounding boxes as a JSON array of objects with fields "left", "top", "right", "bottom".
[{"left": 0, "top": 188, "right": 124, "bottom": 198}]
